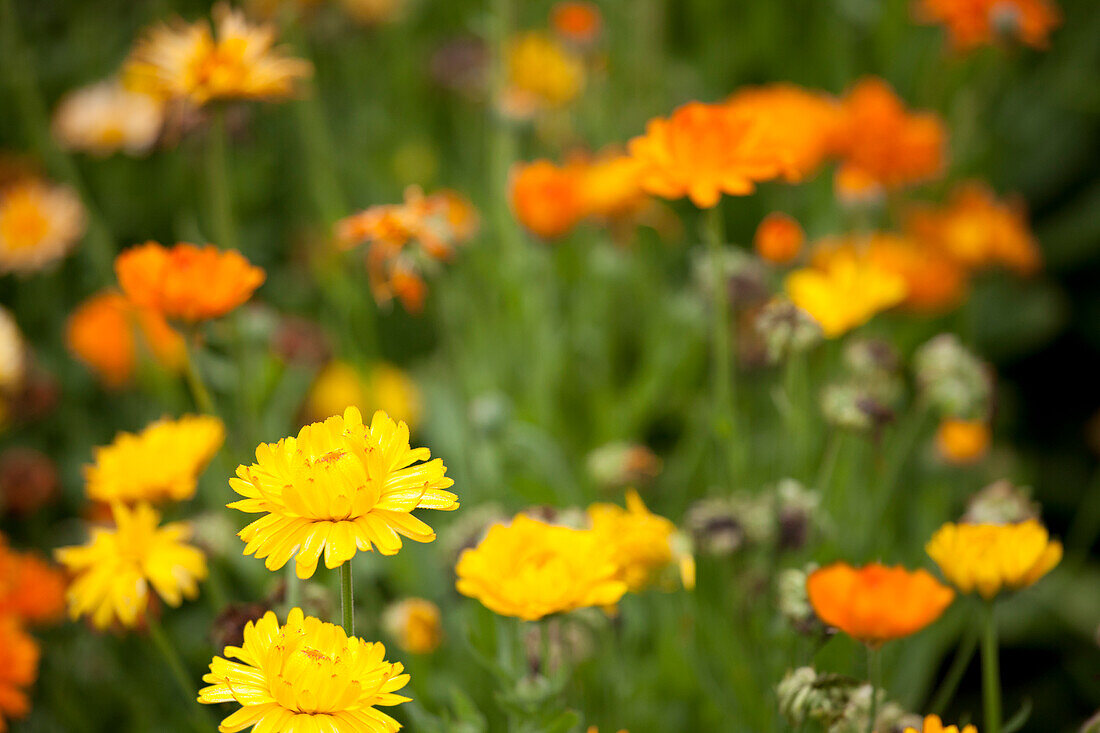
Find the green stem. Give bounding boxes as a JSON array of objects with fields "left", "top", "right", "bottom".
[
  {"left": 181, "top": 332, "right": 216, "bottom": 416},
  {"left": 703, "top": 205, "right": 738, "bottom": 482},
  {"left": 929, "top": 625, "right": 978, "bottom": 715},
  {"left": 146, "top": 615, "right": 212, "bottom": 733},
  {"left": 981, "top": 600, "right": 1002, "bottom": 733},
  {"left": 815, "top": 431, "right": 842, "bottom": 494},
  {"left": 205, "top": 107, "right": 238, "bottom": 251},
  {"left": 340, "top": 561, "right": 354, "bottom": 636},
  {"left": 866, "top": 645, "right": 880, "bottom": 733},
  {"left": 285, "top": 564, "right": 301, "bottom": 612}
]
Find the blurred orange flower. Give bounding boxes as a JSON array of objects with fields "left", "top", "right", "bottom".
[
  {"left": 579, "top": 153, "right": 648, "bottom": 221},
  {"left": 115, "top": 242, "right": 265, "bottom": 322},
  {"left": 510, "top": 159, "right": 587, "bottom": 239},
  {"left": 0, "top": 539, "right": 66, "bottom": 626},
  {"left": 834, "top": 163, "right": 885, "bottom": 207},
  {"left": 628, "top": 101, "right": 790, "bottom": 208},
  {"left": 551, "top": 1, "right": 603, "bottom": 44},
  {"left": 754, "top": 212, "right": 805, "bottom": 264},
  {"left": 66, "top": 291, "right": 185, "bottom": 387},
  {"left": 807, "top": 562, "right": 954, "bottom": 645},
  {"left": 0, "top": 616, "right": 39, "bottom": 732},
  {"left": 0, "top": 179, "right": 85, "bottom": 275},
  {"left": 936, "top": 418, "right": 991, "bottom": 465},
  {"left": 915, "top": 0, "right": 1060, "bottom": 50},
  {"left": 835, "top": 78, "right": 946, "bottom": 189}
]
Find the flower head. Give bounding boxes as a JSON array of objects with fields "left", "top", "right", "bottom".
[
  {"left": 754, "top": 212, "right": 805, "bottom": 264},
  {"left": 926, "top": 519, "right": 1061, "bottom": 598},
  {"left": 0, "top": 179, "right": 85, "bottom": 274},
  {"left": 0, "top": 616, "right": 39, "bottom": 732},
  {"left": 587, "top": 490, "right": 682, "bottom": 591},
  {"left": 52, "top": 81, "right": 164, "bottom": 156},
  {"left": 807, "top": 562, "right": 955, "bottom": 644},
  {"left": 0, "top": 538, "right": 66, "bottom": 625},
  {"left": 455, "top": 514, "right": 628, "bottom": 620},
  {"left": 503, "top": 32, "right": 584, "bottom": 116},
  {"left": 231, "top": 407, "right": 457, "bottom": 579},
  {"left": 510, "top": 159, "right": 587, "bottom": 239},
  {"left": 85, "top": 415, "right": 225, "bottom": 504},
  {"left": 935, "top": 418, "right": 991, "bottom": 465},
  {"left": 198, "top": 607, "right": 411, "bottom": 733},
  {"left": 382, "top": 597, "right": 442, "bottom": 654},
  {"left": 551, "top": 1, "right": 603, "bottom": 44},
  {"left": 55, "top": 502, "right": 207, "bottom": 629},
  {"left": 115, "top": 241, "right": 265, "bottom": 322},
  {"left": 903, "top": 714, "right": 977, "bottom": 733},
  {"left": 305, "top": 361, "right": 422, "bottom": 432},
  {"left": 915, "top": 0, "right": 1060, "bottom": 50}
]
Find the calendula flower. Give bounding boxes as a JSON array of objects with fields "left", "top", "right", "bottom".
[
  {"left": 785, "top": 245, "right": 908, "bottom": 337},
  {"left": 66, "top": 290, "right": 186, "bottom": 387},
  {"left": 0, "top": 307, "right": 25, "bottom": 390},
  {"left": 915, "top": 0, "right": 1060, "bottom": 50},
  {"left": 124, "top": 3, "right": 311, "bottom": 106},
  {"left": 306, "top": 361, "right": 422, "bottom": 432},
  {"left": 52, "top": 81, "right": 164, "bottom": 156},
  {"left": 455, "top": 514, "right": 628, "bottom": 620},
  {"left": 0, "top": 539, "right": 66, "bottom": 625},
  {"left": 551, "top": 2, "right": 603, "bottom": 44},
  {"left": 754, "top": 212, "right": 805, "bottom": 264},
  {"left": 510, "top": 159, "right": 586, "bottom": 238},
  {"left": 85, "top": 415, "right": 225, "bottom": 504},
  {"left": 0, "top": 179, "right": 85, "bottom": 274},
  {"left": 115, "top": 241, "right": 265, "bottom": 322},
  {"left": 926, "top": 519, "right": 1062, "bottom": 598},
  {"left": 198, "top": 607, "right": 411, "bottom": 733},
  {"left": 382, "top": 597, "right": 442, "bottom": 654},
  {"left": 903, "top": 713, "right": 977, "bottom": 733},
  {"left": 628, "top": 101, "right": 791, "bottom": 208},
  {"left": 0, "top": 616, "right": 39, "bottom": 733},
  {"left": 807, "top": 562, "right": 955, "bottom": 645},
  {"left": 502, "top": 32, "right": 584, "bottom": 117},
  {"left": 835, "top": 78, "right": 946, "bottom": 189},
  {"left": 578, "top": 153, "right": 648, "bottom": 222},
  {"left": 935, "top": 418, "right": 991, "bottom": 465},
  {"left": 231, "top": 407, "right": 457, "bottom": 579},
  {"left": 587, "top": 490, "right": 684, "bottom": 591},
  {"left": 55, "top": 502, "right": 207, "bottom": 629}
]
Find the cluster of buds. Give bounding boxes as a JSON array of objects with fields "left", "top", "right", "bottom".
[
  {"left": 777, "top": 667, "right": 920, "bottom": 733},
  {"left": 686, "top": 479, "right": 825, "bottom": 557},
  {"left": 821, "top": 338, "right": 904, "bottom": 435},
  {"left": 962, "top": 479, "right": 1040, "bottom": 524},
  {"left": 754, "top": 298, "right": 823, "bottom": 365},
  {"left": 914, "top": 334, "right": 993, "bottom": 419}
]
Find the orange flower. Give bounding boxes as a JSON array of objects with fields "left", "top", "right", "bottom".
[
  {"left": 915, "top": 0, "right": 1060, "bottom": 50},
  {"left": 754, "top": 212, "right": 804, "bottom": 264},
  {"left": 510, "top": 159, "right": 586, "bottom": 238},
  {"left": 0, "top": 537, "right": 66, "bottom": 625},
  {"left": 834, "top": 163, "right": 885, "bottom": 207},
  {"left": 578, "top": 153, "right": 648, "bottom": 221},
  {"left": 551, "top": 1, "right": 602, "bottom": 44},
  {"left": 0, "top": 616, "right": 39, "bottom": 732},
  {"left": 115, "top": 242, "right": 265, "bottom": 322},
  {"left": 66, "top": 290, "right": 185, "bottom": 387},
  {"left": 628, "top": 101, "right": 790, "bottom": 208},
  {"left": 835, "top": 78, "right": 946, "bottom": 189},
  {"left": 936, "top": 418, "right": 991, "bottom": 465},
  {"left": 807, "top": 562, "right": 954, "bottom": 645}
]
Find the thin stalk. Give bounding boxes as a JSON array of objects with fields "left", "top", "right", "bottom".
[
  {"left": 815, "top": 431, "right": 842, "bottom": 494},
  {"left": 181, "top": 332, "right": 216, "bottom": 416},
  {"left": 929, "top": 625, "right": 978, "bottom": 715},
  {"left": 340, "top": 561, "right": 354, "bottom": 636},
  {"left": 981, "top": 600, "right": 1002, "bottom": 733},
  {"left": 865, "top": 645, "right": 880, "bottom": 733},
  {"left": 702, "top": 205, "right": 738, "bottom": 482},
  {"left": 146, "top": 615, "right": 211, "bottom": 733},
  {"left": 205, "top": 107, "right": 239, "bottom": 251},
  {"left": 285, "top": 565, "right": 301, "bottom": 612}
]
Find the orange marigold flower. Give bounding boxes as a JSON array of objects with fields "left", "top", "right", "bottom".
[
  {"left": 903, "top": 714, "right": 977, "bottom": 733},
  {"left": 0, "top": 178, "right": 85, "bottom": 274},
  {"left": 115, "top": 242, "right": 265, "bottom": 322},
  {"left": 66, "top": 290, "right": 185, "bottom": 387},
  {"left": 551, "top": 1, "right": 603, "bottom": 44},
  {"left": 807, "top": 562, "right": 954, "bottom": 645},
  {"left": 754, "top": 212, "right": 804, "bottom": 264},
  {"left": 0, "top": 616, "right": 39, "bottom": 732},
  {"left": 0, "top": 538, "right": 67, "bottom": 625},
  {"left": 915, "top": 0, "right": 1060, "bottom": 50},
  {"left": 579, "top": 153, "right": 648, "bottom": 221},
  {"left": 835, "top": 78, "right": 947, "bottom": 189},
  {"left": 628, "top": 101, "right": 791, "bottom": 208},
  {"left": 510, "top": 159, "right": 587, "bottom": 239},
  {"left": 936, "top": 418, "right": 991, "bottom": 465}
]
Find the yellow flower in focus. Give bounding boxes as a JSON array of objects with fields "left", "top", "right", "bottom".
[
  {"left": 785, "top": 246, "right": 907, "bottom": 337},
  {"left": 504, "top": 32, "right": 585, "bottom": 115},
  {"left": 587, "top": 490, "right": 680, "bottom": 591},
  {"left": 455, "top": 514, "right": 628, "bottom": 621},
  {"left": 0, "top": 616, "right": 39, "bottom": 732},
  {"left": 935, "top": 418, "right": 991, "bottom": 465},
  {"left": 52, "top": 81, "right": 164, "bottom": 157},
  {"left": 55, "top": 503, "right": 207, "bottom": 629},
  {"left": 306, "top": 361, "right": 422, "bottom": 432},
  {"left": 0, "top": 307, "right": 25, "bottom": 391},
  {"left": 903, "top": 714, "right": 977, "bottom": 733},
  {"left": 0, "top": 179, "right": 85, "bottom": 274},
  {"left": 124, "top": 3, "right": 312, "bottom": 106},
  {"left": 85, "top": 415, "right": 225, "bottom": 504},
  {"left": 382, "top": 597, "right": 442, "bottom": 654},
  {"left": 231, "top": 407, "right": 457, "bottom": 578},
  {"left": 926, "top": 519, "right": 1062, "bottom": 599},
  {"left": 198, "top": 607, "right": 411, "bottom": 733}
]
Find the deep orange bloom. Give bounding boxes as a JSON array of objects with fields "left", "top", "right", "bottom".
[
  {"left": 754, "top": 212, "right": 804, "bottom": 264},
  {"left": 115, "top": 242, "right": 265, "bottom": 322},
  {"left": 578, "top": 153, "right": 648, "bottom": 221},
  {"left": 0, "top": 616, "right": 39, "bottom": 732},
  {"left": 835, "top": 78, "right": 946, "bottom": 189},
  {"left": 936, "top": 418, "right": 991, "bottom": 465},
  {"left": 807, "top": 562, "right": 954, "bottom": 645},
  {"left": 66, "top": 290, "right": 185, "bottom": 387},
  {"left": 915, "top": 0, "right": 1060, "bottom": 50},
  {"left": 628, "top": 101, "right": 790, "bottom": 208},
  {"left": 510, "top": 159, "right": 586, "bottom": 238},
  {"left": 0, "top": 538, "right": 66, "bottom": 626},
  {"left": 551, "top": 1, "right": 602, "bottom": 44}
]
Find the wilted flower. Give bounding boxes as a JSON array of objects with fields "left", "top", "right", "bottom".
[
  {"left": 821, "top": 383, "right": 895, "bottom": 433},
  {"left": 915, "top": 0, "right": 1060, "bottom": 50},
  {"left": 305, "top": 361, "right": 422, "bottom": 431},
  {"left": 586, "top": 442, "right": 661, "bottom": 490},
  {"left": 935, "top": 418, "right": 991, "bottom": 465},
  {"left": 755, "top": 298, "right": 823, "bottom": 364},
  {"left": 926, "top": 519, "right": 1061, "bottom": 598},
  {"left": 777, "top": 667, "right": 860, "bottom": 730},
  {"left": 0, "top": 448, "right": 58, "bottom": 515},
  {"left": 209, "top": 601, "right": 268, "bottom": 651},
  {"left": 777, "top": 566, "right": 819, "bottom": 633},
  {"left": 382, "top": 597, "right": 442, "bottom": 654},
  {"left": 754, "top": 212, "right": 805, "bottom": 265},
  {"left": 776, "top": 479, "right": 824, "bottom": 551},
  {"left": 903, "top": 714, "right": 977, "bottom": 733},
  {"left": 686, "top": 494, "right": 774, "bottom": 555},
  {"left": 914, "top": 334, "right": 992, "bottom": 419},
  {"left": 0, "top": 616, "right": 39, "bottom": 732},
  {"left": 52, "top": 81, "right": 164, "bottom": 156},
  {"left": 502, "top": 32, "right": 585, "bottom": 117},
  {"left": 0, "top": 179, "right": 85, "bottom": 274},
  {"left": 270, "top": 315, "right": 331, "bottom": 367},
  {"left": 962, "top": 480, "right": 1039, "bottom": 524}
]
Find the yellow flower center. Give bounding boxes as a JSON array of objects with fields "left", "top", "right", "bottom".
[{"left": 0, "top": 194, "right": 50, "bottom": 250}]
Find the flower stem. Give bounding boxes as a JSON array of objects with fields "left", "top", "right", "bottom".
[
  {"left": 146, "top": 615, "right": 212, "bottom": 733},
  {"left": 981, "top": 600, "right": 1003, "bottom": 733},
  {"left": 205, "top": 107, "right": 239, "bottom": 251},
  {"left": 702, "top": 205, "right": 738, "bottom": 482},
  {"left": 181, "top": 332, "right": 216, "bottom": 416},
  {"left": 929, "top": 624, "right": 978, "bottom": 715},
  {"left": 285, "top": 564, "right": 300, "bottom": 612},
  {"left": 866, "top": 644, "right": 880, "bottom": 733},
  {"left": 340, "top": 561, "right": 354, "bottom": 636}
]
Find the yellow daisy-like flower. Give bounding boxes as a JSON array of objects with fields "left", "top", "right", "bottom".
[
  {"left": 903, "top": 713, "right": 977, "bottom": 733},
  {"left": 305, "top": 361, "right": 422, "bottom": 432},
  {"left": 52, "top": 80, "right": 165, "bottom": 157},
  {"left": 230, "top": 407, "right": 457, "bottom": 579},
  {"left": 54, "top": 502, "right": 207, "bottom": 629},
  {"left": 382, "top": 597, "right": 442, "bottom": 654},
  {"left": 455, "top": 514, "right": 628, "bottom": 621},
  {"left": 0, "top": 179, "right": 85, "bottom": 274},
  {"left": 198, "top": 607, "right": 411, "bottom": 733},
  {"left": 925, "top": 519, "right": 1062, "bottom": 599},
  {"left": 587, "top": 490, "right": 679, "bottom": 592},
  {"left": 124, "top": 3, "right": 312, "bottom": 107},
  {"left": 85, "top": 415, "right": 225, "bottom": 504}
]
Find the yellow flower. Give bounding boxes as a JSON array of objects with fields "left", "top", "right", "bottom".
[
  {"left": 306, "top": 361, "right": 422, "bottom": 432},
  {"left": 503, "top": 31, "right": 584, "bottom": 116},
  {"left": 198, "top": 607, "right": 411, "bottom": 733},
  {"left": 55, "top": 503, "right": 207, "bottom": 629},
  {"left": 587, "top": 490, "right": 679, "bottom": 591},
  {"left": 455, "top": 514, "right": 628, "bottom": 621},
  {"left": 903, "top": 713, "right": 977, "bottom": 733},
  {"left": 926, "top": 519, "right": 1062, "bottom": 599},
  {"left": 0, "top": 179, "right": 85, "bottom": 274},
  {"left": 230, "top": 407, "right": 457, "bottom": 579},
  {"left": 124, "top": 3, "right": 312, "bottom": 107},
  {"left": 52, "top": 80, "right": 165, "bottom": 157},
  {"left": 85, "top": 415, "right": 225, "bottom": 504},
  {"left": 382, "top": 597, "right": 442, "bottom": 654},
  {"left": 785, "top": 245, "right": 907, "bottom": 337}
]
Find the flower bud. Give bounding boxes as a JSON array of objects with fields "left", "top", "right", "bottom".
[
  {"left": 914, "top": 334, "right": 992, "bottom": 419},
  {"left": 755, "top": 298, "right": 823, "bottom": 364},
  {"left": 962, "top": 479, "right": 1039, "bottom": 524},
  {"left": 382, "top": 598, "right": 443, "bottom": 654}
]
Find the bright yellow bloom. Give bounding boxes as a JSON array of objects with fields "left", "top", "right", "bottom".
[
  {"left": 230, "top": 407, "right": 457, "bottom": 579},
  {"left": 903, "top": 713, "right": 977, "bottom": 733},
  {"left": 382, "top": 597, "right": 442, "bottom": 654},
  {"left": 455, "top": 514, "right": 628, "bottom": 621},
  {"left": 198, "top": 607, "right": 411, "bottom": 733},
  {"left": 587, "top": 490, "right": 679, "bottom": 591},
  {"left": 926, "top": 519, "right": 1062, "bottom": 599},
  {"left": 0, "top": 179, "right": 85, "bottom": 274},
  {"left": 306, "top": 361, "right": 422, "bottom": 432},
  {"left": 55, "top": 503, "right": 207, "bottom": 629},
  {"left": 503, "top": 32, "right": 584, "bottom": 116},
  {"left": 52, "top": 81, "right": 165, "bottom": 157},
  {"left": 785, "top": 245, "right": 908, "bottom": 337},
  {"left": 124, "top": 3, "right": 312, "bottom": 106},
  {"left": 85, "top": 415, "right": 225, "bottom": 504}
]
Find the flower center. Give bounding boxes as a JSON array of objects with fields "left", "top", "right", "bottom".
[{"left": 0, "top": 197, "right": 50, "bottom": 250}]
